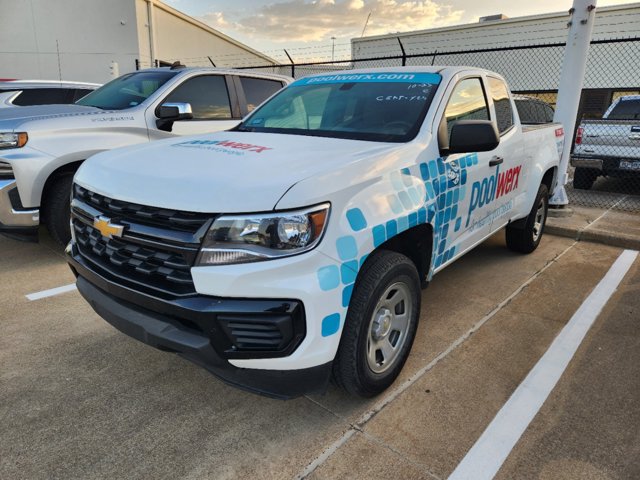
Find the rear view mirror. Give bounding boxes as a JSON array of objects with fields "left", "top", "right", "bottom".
[
  {"left": 157, "top": 102, "right": 193, "bottom": 120},
  {"left": 442, "top": 120, "right": 500, "bottom": 155}
]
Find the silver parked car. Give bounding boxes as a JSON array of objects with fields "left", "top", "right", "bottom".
[{"left": 0, "top": 80, "right": 101, "bottom": 108}]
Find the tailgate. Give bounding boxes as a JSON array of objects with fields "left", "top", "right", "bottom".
[{"left": 574, "top": 120, "right": 640, "bottom": 159}]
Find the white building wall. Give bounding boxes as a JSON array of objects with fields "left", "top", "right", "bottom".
[
  {"left": 148, "top": 1, "right": 274, "bottom": 68},
  {"left": 0, "top": 0, "right": 139, "bottom": 83},
  {"left": 351, "top": 3, "right": 640, "bottom": 91},
  {"left": 0, "top": 0, "right": 274, "bottom": 83},
  {"left": 352, "top": 4, "right": 640, "bottom": 57}
]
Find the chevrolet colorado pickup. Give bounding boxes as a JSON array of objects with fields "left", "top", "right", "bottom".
[
  {"left": 67, "top": 67, "right": 564, "bottom": 398},
  {"left": 0, "top": 67, "right": 290, "bottom": 244}
]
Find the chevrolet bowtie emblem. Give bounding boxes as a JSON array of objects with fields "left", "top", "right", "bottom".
[{"left": 93, "top": 216, "right": 124, "bottom": 239}]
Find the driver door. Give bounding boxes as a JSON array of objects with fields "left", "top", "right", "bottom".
[
  {"left": 149, "top": 74, "right": 241, "bottom": 139},
  {"left": 434, "top": 76, "right": 499, "bottom": 268}
]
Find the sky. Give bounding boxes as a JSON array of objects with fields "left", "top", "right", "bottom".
[{"left": 163, "top": 0, "right": 638, "bottom": 63}]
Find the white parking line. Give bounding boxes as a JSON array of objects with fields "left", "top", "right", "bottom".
[
  {"left": 296, "top": 242, "right": 578, "bottom": 479},
  {"left": 25, "top": 283, "right": 77, "bottom": 301},
  {"left": 448, "top": 249, "right": 638, "bottom": 480}
]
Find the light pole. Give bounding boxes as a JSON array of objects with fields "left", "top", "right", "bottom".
[
  {"left": 550, "top": 0, "right": 598, "bottom": 207},
  {"left": 331, "top": 36, "right": 336, "bottom": 62}
]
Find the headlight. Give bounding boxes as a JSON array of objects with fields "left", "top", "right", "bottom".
[
  {"left": 0, "top": 132, "right": 28, "bottom": 149},
  {"left": 197, "top": 203, "right": 330, "bottom": 265}
]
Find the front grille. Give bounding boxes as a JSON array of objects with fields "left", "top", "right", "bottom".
[
  {"left": 74, "top": 184, "right": 211, "bottom": 233},
  {"left": 72, "top": 185, "right": 213, "bottom": 298}
]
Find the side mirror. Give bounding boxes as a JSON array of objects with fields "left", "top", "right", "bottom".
[
  {"left": 157, "top": 102, "right": 193, "bottom": 120},
  {"left": 442, "top": 120, "right": 500, "bottom": 156}
]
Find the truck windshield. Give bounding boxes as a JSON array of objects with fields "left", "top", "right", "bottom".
[
  {"left": 607, "top": 99, "right": 640, "bottom": 120},
  {"left": 76, "top": 71, "right": 178, "bottom": 110},
  {"left": 236, "top": 72, "right": 442, "bottom": 142}
]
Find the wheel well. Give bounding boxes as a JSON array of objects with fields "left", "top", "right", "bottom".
[
  {"left": 372, "top": 224, "right": 433, "bottom": 282},
  {"left": 40, "top": 160, "right": 83, "bottom": 218},
  {"left": 541, "top": 167, "right": 556, "bottom": 194}
]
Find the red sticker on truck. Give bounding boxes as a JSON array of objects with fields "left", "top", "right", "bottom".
[{"left": 173, "top": 139, "right": 272, "bottom": 154}]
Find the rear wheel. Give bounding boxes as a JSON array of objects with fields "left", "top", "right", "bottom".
[
  {"left": 332, "top": 250, "right": 421, "bottom": 397},
  {"left": 506, "top": 183, "right": 548, "bottom": 254},
  {"left": 573, "top": 167, "right": 598, "bottom": 190},
  {"left": 43, "top": 174, "right": 74, "bottom": 246}
]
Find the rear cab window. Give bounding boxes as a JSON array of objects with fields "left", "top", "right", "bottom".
[
  {"left": 487, "top": 77, "right": 514, "bottom": 134},
  {"left": 607, "top": 99, "right": 640, "bottom": 120},
  {"left": 237, "top": 72, "right": 442, "bottom": 142},
  {"left": 240, "top": 77, "right": 284, "bottom": 112},
  {"left": 13, "top": 88, "right": 73, "bottom": 106}
]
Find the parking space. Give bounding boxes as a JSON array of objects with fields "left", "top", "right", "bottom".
[{"left": 1, "top": 230, "right": 638, "bottom": 480}]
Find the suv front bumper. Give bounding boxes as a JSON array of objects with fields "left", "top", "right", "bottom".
[
  {"left": 0, "top": 179, "right": 39, "bottom": 233},
  {"left": 67, "top": 244, "right": 331, "bottom": 399}
]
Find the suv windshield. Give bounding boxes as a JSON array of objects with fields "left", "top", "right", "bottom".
[
  {"left": 236, "top": 72, "right": 442, "bottom": 142},
  {"left": 77, "top": 71, "right": 178, "bottom": 110}
]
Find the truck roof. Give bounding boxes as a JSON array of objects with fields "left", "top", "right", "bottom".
[
  {"left": 138, "top": 67, "right": 293, "bottom": 83},
  {"left": 296, "top": 65, "right": 505, "bottom": 82}
]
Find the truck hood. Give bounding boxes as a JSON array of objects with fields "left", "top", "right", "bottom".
[
  {"left": 0, "top": 104, "right": 106, "bottom": 130},
  {"left": 75, "top": 131, "right": 398, "bottom": 213}
]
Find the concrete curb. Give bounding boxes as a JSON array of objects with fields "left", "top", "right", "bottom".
[{"left": 546, "top": 224, "right": 640, "bottom": 251}]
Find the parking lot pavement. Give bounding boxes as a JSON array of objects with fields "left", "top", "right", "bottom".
[
  {"left": 1, "top": 230, "right": 637, "bottom": 480},
  {"left": 496, "top": 258, "right": 640, "bottom": 480}
]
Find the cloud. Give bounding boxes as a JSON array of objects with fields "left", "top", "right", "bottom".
[{"left": 199, "top": 0, "right": 463, "bottom": 43}]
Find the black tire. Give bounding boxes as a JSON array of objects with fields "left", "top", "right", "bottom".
[
  {"left": 332, "top": 250, "right": 421, "bottom": 397},
  {"left": 43, "top": 174, "right": 74, "bottom": 247},
  {"left": 506, "top": 183, "right": 549, "bottom": 254},
  {"left": 573, "top": 167, "right": 598, "bottom": 190}
]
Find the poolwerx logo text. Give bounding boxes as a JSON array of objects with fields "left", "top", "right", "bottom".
[
  {"left": 306, "top": 73, "right": 418, "bottom": 83},
  {"left": 174, "top": 139, "right": 271, "bottom": 153},
  {"left": 466, "top": 164, "right": 522, "bottom": 227}
]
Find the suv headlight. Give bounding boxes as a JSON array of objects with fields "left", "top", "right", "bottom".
[
  {"left": 197, "top": 203, "right": 330, "bottom": 265},
  {"left": 0, "top": 132, "right": 28, "bottom": 149}
]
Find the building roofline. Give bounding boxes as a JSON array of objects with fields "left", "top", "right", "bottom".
[
  {"left": 352, "top": 2, "right": 640, "bottom": 43},
  {"left": 150, "top": 0, "right": 277, "bottom": 64}
]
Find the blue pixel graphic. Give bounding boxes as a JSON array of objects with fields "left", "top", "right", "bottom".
[{"left": 315, "top": 153, "right": 478, "bottom": 336}]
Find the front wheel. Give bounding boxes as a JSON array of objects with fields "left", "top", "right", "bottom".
[
  {"left": 332, "top": 250, "right": 421, "bottom": 397},
  {"left": 506, "top": 183, "right": 548, "bottom": 254},
  {"left": 43, "top": 174, "right": 74, "bottom": 247}
]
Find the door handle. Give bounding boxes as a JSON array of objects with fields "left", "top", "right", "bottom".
[{"left": 489, "top": 156, "right": 504, "bottom": 167}]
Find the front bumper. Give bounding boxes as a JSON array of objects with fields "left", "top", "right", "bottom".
[
  {"left": 0, "top": 179, "right": 39, "bottom": 233},
  {"left": 67, "top": 244, "right": 331, "bottom": 399}
]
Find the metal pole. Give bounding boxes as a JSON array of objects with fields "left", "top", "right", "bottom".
[
  {"left": 284, "top": 49, "right": 295, "bottom": 78},
  {"left": 397, "top": 37, "right": 407, "bottom": 66},
  {"left": 550, "top": 0, "right": 597, "bottom": 206},
  {"left": 331, "top": 37, "right": 336, "bottom": 62},
  {"left": 145, "top": 0, "right": 157, "bottom": 71}
]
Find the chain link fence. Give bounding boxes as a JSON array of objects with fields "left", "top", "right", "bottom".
[{"left": 235, "top": 37, "right": 640, "bottom": 212}]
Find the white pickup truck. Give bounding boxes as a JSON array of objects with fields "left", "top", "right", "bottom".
[
  {"left": 67, "top": 67, "right": 564, "bottom": 398},
  {"left": 0, "top": 67, "right": 290, "bottom": 243},
  {"left": 571, "top": 95, "right": 640, "bottom": 189}
]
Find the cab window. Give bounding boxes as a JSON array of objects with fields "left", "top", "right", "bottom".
[
  {"left": 444, "top": 78, "right": 490, "bottom": 137},
  {"left": 164, "top": 75, "right": 232, "bottom": 120}
]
